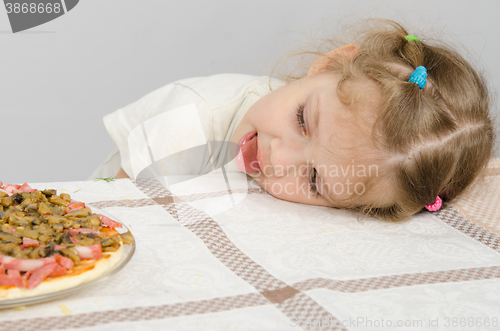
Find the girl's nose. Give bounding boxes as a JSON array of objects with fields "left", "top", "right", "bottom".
[{"left": 269, "top": 137, "right": 305, "bottom": 177}]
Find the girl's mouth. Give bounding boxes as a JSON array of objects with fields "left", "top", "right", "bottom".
[{"left": 236, "top": 131, "right": 261, "bottom": 173}]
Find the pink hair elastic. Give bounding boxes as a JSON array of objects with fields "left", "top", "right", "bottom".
[{"left": 425, "top": 196, "right": 442, "bottom": 212}]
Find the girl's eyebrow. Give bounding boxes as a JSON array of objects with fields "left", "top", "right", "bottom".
[{"left": 312, "top": 96, "right": 321, "bottom": 139}]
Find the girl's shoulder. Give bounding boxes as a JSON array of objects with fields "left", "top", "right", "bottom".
[
  {"left": 172, "top": 73, "right": 285, "bottom": 108},
  {"left": 174, "top": 73, "right": 260, "bottom": 88}
]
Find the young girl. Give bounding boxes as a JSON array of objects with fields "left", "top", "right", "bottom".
[{"left": 95, "top": 20, "right": 494, "bottom": 221}]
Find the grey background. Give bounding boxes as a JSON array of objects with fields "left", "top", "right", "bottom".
[{"left": 1, "top": 0, "right": 499, "bottom": 184}]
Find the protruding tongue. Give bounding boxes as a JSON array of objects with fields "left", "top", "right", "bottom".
[{"left": 236, "top": 133, "right": 260, "bottom": 173}]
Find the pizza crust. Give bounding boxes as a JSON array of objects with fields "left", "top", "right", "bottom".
[{"left": 0, "top": 245, "right": 123, "bottom": 301}]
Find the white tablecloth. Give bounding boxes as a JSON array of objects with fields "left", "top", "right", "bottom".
[{"left": 1, "top": 160, "right": 500, "bottom": 331}]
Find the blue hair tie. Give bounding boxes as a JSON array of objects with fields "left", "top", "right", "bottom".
[{"left": 409, "top": 66, "right": 427, "bottom": 89}]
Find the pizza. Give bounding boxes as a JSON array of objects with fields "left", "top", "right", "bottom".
[{"left": 0, "top": 182, "right": 133, "bottom": 301}]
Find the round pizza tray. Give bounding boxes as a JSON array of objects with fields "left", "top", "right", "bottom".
[{"left": 0, "top": 210, "right": 136, "bottom": 309}]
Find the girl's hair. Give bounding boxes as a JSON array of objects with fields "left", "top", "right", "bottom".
[{"left": 285, "top": 20, "right": 495, "bottom": 221}]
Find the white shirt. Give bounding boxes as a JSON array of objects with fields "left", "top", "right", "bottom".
[{"left": 90, "top": 74, "right": 285, "bottom": 180}]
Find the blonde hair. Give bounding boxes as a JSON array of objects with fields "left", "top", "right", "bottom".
[{"left": 282, "top": 20, "right": 495, "bottom": 221}]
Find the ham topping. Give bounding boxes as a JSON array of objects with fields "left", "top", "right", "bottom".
[
  {"left": 0, "top": 269, "right": 26, "bottom": 287},
  {"left": 54, "top": 254, "right": 74, "bottom": 270},
  {"left": 66, "top": 201, "right": 85, "bottom": 213},
  {"left": 99, "top": 214, "right": 122, "bottom": 229},
  {"left": 27, "top": 263, "right": 59, "bottom": 289},
  {"left": 74, "top": 245, "right": 102, "bottom": 260},
  {"left": 1, "top": 255, "right": 56, "bottom": 271},
  {"left": 0, "top": 253, "right": 75, "bottom": 288},
  {"left": 1, "top": 183, "right": 37, "bottom": 196},
  {"left": 22, "top": 237, "right": 39, "bottom": 248},
  {"left": 48, "top": 264, "right": 68, "bottom": 278}
]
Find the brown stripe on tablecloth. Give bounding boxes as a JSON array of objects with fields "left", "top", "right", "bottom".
[
  {"left": 454, "top": 202, "right": 500, "bottom": 237},
  {"left": 135, "top": 177, "right": 173, "bottom": 198},
  {"left": 435, "top": 206, "right": 500, "bottom": 253},
  {"left": 152, "top": 196, "right": 175, "bottom": 204},
  {"left": 0, "top": 293, "right": 269, "bottom": 331},
  {"left": 261, "top": 285, "right": 300, "bottom": 304},
  {"left": 88, "top": 198, "right": 156, "bottom": 209},
  {"left": 279, "top": 293, "right": 347, "bottom": 331},
  {"left": 449, "top": 174, "right": 500, "bottom": 236},
  {"left": 293, "top": 266, "right": 500, "bottom": 293},
  {"left": 132, "top": 179, "right": 346, "bottom": 330},
  {"left": 85, "top": 187, "right": 266, "bottom": 209}
]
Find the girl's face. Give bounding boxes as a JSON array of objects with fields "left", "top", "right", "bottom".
[{"left": 232, "top": 71, "right": 383, "bottom": 208}]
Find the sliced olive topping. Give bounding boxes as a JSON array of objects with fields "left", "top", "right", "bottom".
[{"left": 0, "top": 189, "right": 123, "bottom": 263}]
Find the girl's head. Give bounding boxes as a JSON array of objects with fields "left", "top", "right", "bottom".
[{"left": 232, "top": 20, "right": 495, "bottom": 221}]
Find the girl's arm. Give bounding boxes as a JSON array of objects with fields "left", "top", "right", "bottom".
[{"left": 116, "top": 168, "right": 130, "bottom": 179}]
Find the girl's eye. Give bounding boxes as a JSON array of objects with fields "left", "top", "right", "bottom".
[
  {"left": 296, "top": 104, "right": 307, "bottom": 134},
  {"left": 309, "top": 168, "right": 320, "bottom": 197}
]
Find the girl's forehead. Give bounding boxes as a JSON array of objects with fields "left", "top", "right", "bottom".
[
  {"left": 313, "top": 76, "right": 381, "bottom": 154},
  {"left": 310, "top": 74, "right": 385, "bottom": 201}
]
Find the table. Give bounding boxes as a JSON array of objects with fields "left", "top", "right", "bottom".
[{"left": 1, "top": 163, "right": 500, "bottom": 331}]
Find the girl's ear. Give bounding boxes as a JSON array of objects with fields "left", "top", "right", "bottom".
[{"left": 307, "top": 44, "right": 359, "bottom": 76}]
